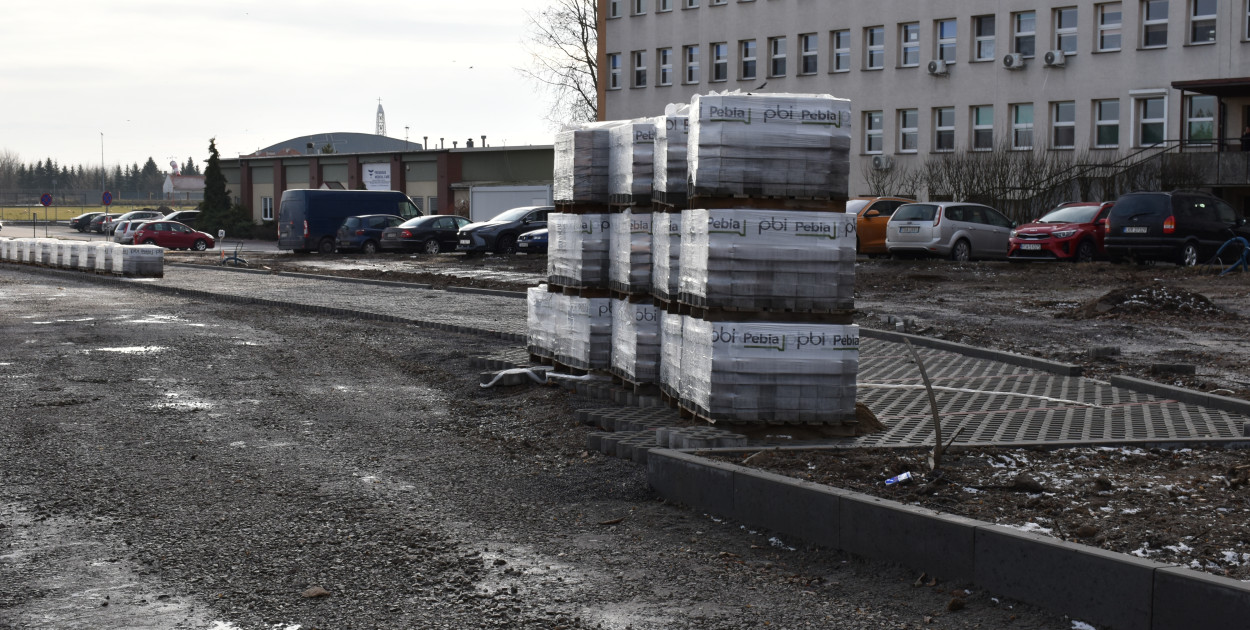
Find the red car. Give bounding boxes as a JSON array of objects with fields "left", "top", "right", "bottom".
[
  {"left": 132, "top": 220, "right": 216, "bottom": 251},
  {"left": 1008, "top": 201, "right": 1114, "bottom": 262}
]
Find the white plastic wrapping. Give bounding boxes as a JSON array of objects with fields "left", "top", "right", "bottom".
[
  {"left": 678, "top": 208, "right": 855, "bottom": 311},
  {"left": 547, "top": 213, "right": 611, "bottom": 288},
  {"left": 679, "top": 320, "right": 859, "bottom": 423},
  {"left": 526, "top": 287, "right": 559, "bottom": 358},
  {"left": 688, "top": 92, "right": 852, "bottom": 199},
  {"left": 650, "top": 213, "right": 682, "bottom": 301},
  {"left": 125, "top": 244, "right": 165, "bottom": 276},
  {"left": 554, "top": 295, "right": 613, "bottom": 370},
  {"left": 37, "top": 240, "right": 54, "bottom": 265},
  {"left": 66, "top": 242, "right": 84, "bottom": 269},
  {"left": 608, "top": 120, "right": 656, "bottom": 203},
  {"left": 0, "top": 239, "right": 9, "bottom": 261},
  {"left": 608, "top": 210, "right": 652, "bottom": 293},
  {"left": 94, "top": 243, "right": 116, "bottom": 273},
  {"left": 553, "top": 122, "right": 619, "bottom": 203},
  {"left": 652, "top": 105, "right": 690, "bottom": 201},
  {"left": 659, "top": 312, "right": 685, "bottom": 397},
  {"left": 610, "top": 299, "right": 661, "bottom": 383}
]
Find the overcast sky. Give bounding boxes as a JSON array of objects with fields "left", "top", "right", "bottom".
[{"left": 1, "top": 0, "right": 559, "bottom": 170}]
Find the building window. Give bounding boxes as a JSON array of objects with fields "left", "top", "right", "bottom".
[
  {"left": 900, "top": 23, "right": 920, "bottom": 67},
  {"left": 769, "top": 36, "right": 787, "bottom": 76},
  {"left": 740, "top": 40, "right": 757, "bottom": 79},
  {"left": 865, "top": 111, "right": 884, "bottom": 153},
  {"left": 658, "top": 48, "right": 673, "bottom": 86},
  {"left": 609, "top": 0, "right": 621, "bottom": 18},
  {"left": 683, "top": 45, "right": 700, "bottom": 83},
  {"left": 1052, "top": 101, "right": 1076, "bottom": 148},
  {"left": 710, "top": 0, "right": 726, "bottom": 4},
  {"left": 684, "top": 0, "right": 698, "bottom": 7},
  {"left": 658, "top": 0, "right": 672, "bottom": 11},
  {"left": 1186, "top": 94, "right": 1216, "bottom": 143},
  {"left": 1055, "top": 7, "right": 1078, "bottom": 53},
  {"left": 799, "top": 33, "right": 818, "bottom": 74},
  {"left": 832, "top": 30, "right": 851, "bottom": 71},
  {"left": 1189, "top": 0, "right": 1216, "bottom": 43},
  {"left": 1097, "top": 3, "right": 1123, "bottom": 51},
  {"left": 1012, "top": 103, "right": 1035, "bottom": 149},
  {"left": 1246, "top": 0, "right": 1250, "bottom": 40},
  {"left": 936, "top": 19, "right": 957, "bottom": 63},
  {"left": 632, "top": 51, "right": 647, "bottom": 87},
  {"left": 973, "top": 15, "right": 996, "bottom": 60},
  {"left": 633, "top": 0, "right": 646, "bottom": 15},
  {"left": 865, "top": 26, "right": 885, "bottom": 69},
  {"left": 972, "top": 105, "right": 994, "bottom": 150},
  {"left": 898, "top": 109, "right": 918, "bottom": 152},
  {"left": 261, "top": 196, "right": 274, "bottom": 221},
  {"left": 1014, "top": 12, "right": 1036, "bottom": 56},
  {"left": 711, "top": 42, "right": 728, "bottom": 81},
  {"left": 1142, "top": 0, "right": 1169, "bottom": 47},
  {"left": 1136, "top": 95, "right": 1166, "bottom": 145},
  {"left": 934, "top": 107, "right": 955, "bottom": 151},
  {"left": 1095, "top": 99, "right": 1120, "bottom": 147},
  {"left": 607, "top": 53, "right": 622, "bottom": 89}
]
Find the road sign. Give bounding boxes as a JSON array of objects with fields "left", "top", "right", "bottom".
[
  {"left": 102, "top": 191, "right": 113, "bottom": 206},
  {"left": 40, "top": 193, "right": 52, "bottom": 207}
]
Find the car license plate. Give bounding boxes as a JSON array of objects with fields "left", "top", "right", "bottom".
[
  {"left": 1124, "top": 226, "right": 1148, "bottom": 234},
  {"left": 459, "top": 239, "right": 471, "bottom": 246},
  {"left": 899, "top": 226, "right": 920, "bottom": 233},
  {"left": 517, "top": 242, "right": 529, "bottom": 248},
  {"left": 1021, "top": 243, "right": 1041, "bottom": 250}
]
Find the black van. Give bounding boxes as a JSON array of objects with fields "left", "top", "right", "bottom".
[
  {"left": 1104, "top": 190, "right": 1248, "bottom": 266},
  {"left": 277, "top": 190, "right": 422, "bottom": 253}
]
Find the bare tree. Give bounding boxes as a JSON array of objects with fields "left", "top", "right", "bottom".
[{"left": 520, "top": 0, "right": 599, "bottom": 125}]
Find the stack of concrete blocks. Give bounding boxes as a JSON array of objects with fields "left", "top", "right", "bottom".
[
  {"left": 547, "top": 213, "right": 611, "bottom": 289},
  {"left": 553, "top": 296, "right": 613, "bottom": 371},
  {"left": 659, "top": 312, "right": 685, "bottom": 399},
  {"left": 70, "top": 242, "right": 88, "bottom": 270},
  {"left": 37, "top": 240, "right": 54, "bottom": 266},
  {"left": 123, "top": 244, "right": 164, "bottom": 277},
  {"left": 652, "top": 104, "right": 690, "bottom": 205},
  {"left": 0, "top": 239, "right": 9, "bottom": 261},
  {"left": 62, "top": 241, "right": 80, "bottom": 269},
  {"left": 608, "top": 120, "right": 655, "bottom": 206},
  {"left": 553, "top": 122, "right": 615, "bottom": 205},
  {"left": 94, "top": 243, "right": 116, "bottom": 273},
  {"left": 80, "top": 242, "right": 98, "bottom": 270},
  {"left": 609, "top": 211, "right": 653, "bottom": 295},
  {"left": 526, "top": 287, "right": 558, "bottom": 360},
  {"left": 610, "top": 299, "right": 661, "bottom": 384},
  {"left": 608, "top": 120, "right": 656, "bottom": 298}
]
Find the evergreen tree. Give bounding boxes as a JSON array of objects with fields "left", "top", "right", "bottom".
[
  {"left": 139, "top": 157, "right": 163, "bottom": 198},
  {"left": 183, "top": 156, "right": 199, "bottom": 176},
  {"left": 197, "top": 138, "right": 247, "bottom": 235}
]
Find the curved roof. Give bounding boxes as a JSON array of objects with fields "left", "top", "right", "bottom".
[{"left": 245, "top": 132, "right": 422, "bottom": 157}]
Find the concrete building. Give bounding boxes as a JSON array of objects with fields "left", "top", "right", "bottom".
[
  {"left": 599, "top": 0, "right": 1250, "bottom": 211},
  {"left": 162, "top": 174, "right": 205, "bottom": 202}
]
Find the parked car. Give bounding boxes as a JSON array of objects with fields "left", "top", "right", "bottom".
[
  {"left": 132, "top": 220, "right": 216, "bottom": 251},
  {"left": 457, "top": 205, "right": 553, "bottom": 255},
  {"left": 1008, "top": 201, "right": 1114, "bottom": 263},
  {"left": 107, "top": 209, "right": 165, "bottom": 235},
  {"left": 277, "top": 189, "right": 422, "bottom": 254},
  {"left": 516, "top": 228, "right": 548, "bottom": 254},
  {"left": 89, "top": 213, "right": 121, "bottom": 233},
  {"left": 845, "top": 196, "right": 914, "bottom": 255},
  {"left": 885, "top": 201, "right": 1015, "bottom": 261},
  {"left": 69, "top": 212, "right": 103, "bottom": 232},
  {"left": 162, "top": 210, "right": 200, "bottom": 227},
  {"left": 1104, "top": 190, "right": 1249, "bottom": 266},
  {"left": 113, "top": 220, "right": 145, "bottom": 244},
  {"left": 380, "top": 214, "right": 471, "bottom": 254},
  {"left": 335, "top": 214, "right": 405, "bottom": 254}
]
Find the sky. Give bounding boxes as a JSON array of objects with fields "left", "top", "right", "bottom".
[{"left": 1, "top": 0, "right": 560, "bottom": 171}]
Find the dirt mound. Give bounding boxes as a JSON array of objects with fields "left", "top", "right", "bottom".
[{"left": 1063, "top": 285, "right": 1231, "bottom": 320}]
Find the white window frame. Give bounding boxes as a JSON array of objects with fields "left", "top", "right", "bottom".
[
  {"left": 1055, "top": 7, "right": 1078, "bottom": 53},
  {"left": 769, "top": 36, "right": 787, "bottom": 76},
  {"left": 1245, "top": 0, "right": 1250, "bottom": 40},
  {"left": 832, "top": 30, "right": 851, "bottom": 72},
  {"left": 710, "top": 0, "right": 726, "bottom": 4},
  {"left": 684, "top": 0, "right": 698, "bottom": 8},
  {"left": 936, "top": 19, "right": 957, "bottom": 63},
  {"left": 740, "top": 40, "right": 757, "bottom": 80},
  {"left": 972, "top": 105, "right": 994, "bottom": 150},
  {"left": 934, "top": 107, "right": 956, "bottom": 152},
  {"left": 607, "top": 53, "right": 622, "bottom": 89},
  {"left": 683, "top": 45, "right": 700, "bottom": 83},
  {"left": 1189, "top": 0, "right": 1217, "bottom": 44},
  {"left": 865, "top": 26, "right": 885, "bottom": 69},
  {"left": 632, "top": 50, "right": 647, "bottom": 87},
  {"left": 658, "top": 48, "right": 673, "bottom": 86},
  {"left": 1014, "top": 11, "right": 1037, "bottom": 57},
  {"left": 711, "top": 42, "right": 728, "bottom": 82},
  {"left": 633, "top": 0, "right": 646, "bottom": 15},
  {"left": 1142, "top": 0, "right": 1169, "bottom": 48},
  {"left": 1012, "top": 103, "right": 1035, "bottom": 150},
  {"left": 1097, "top": 3, "right": 1123, "bottom": 51},
  {"left": 1094, "top": 99, "right": 1121, "bottom": 147},
  {"left": 1186, "top": 94, "right": 1216, "bottom": 144},
  {"left": 900, "top": 23, "right": 920, "bottom": 67},
  {"left": 865, "top": 111, "right": 884, "bottom": 154},
  {"left": 609, "top": 0, "right": 621, "bottom": 18},
  {"left": 658, "top": 0, "right": 672, "bottom": 11},
  {"left": 1133, "top": 92, "right": 1167, "bottom": 146},
  {"left": 973, "top": 15, "right": 996, "bottom": 60},
  {"left": 261, "top": 196, "right": 274, "bottom": 221},
  {"left": 799, "top": 33, "right": 818, "bottom": 74},
  {"left": 1052, "top": 101, "right": 1076, "bottom": 149},
  {"left": 898, "top": 109, "right": 918, "bottom": 153}
]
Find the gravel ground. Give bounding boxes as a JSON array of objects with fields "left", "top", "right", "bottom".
[{"left": 0, "top": 266, "right": 1073, "bottom": 630}]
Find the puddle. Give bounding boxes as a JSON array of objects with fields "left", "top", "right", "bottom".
[
  {"left": 124, "top": 314, "right": 206, "bottom": 327},
  {"left": 86, "top": 346, "right": 167, "bottom": 355}
]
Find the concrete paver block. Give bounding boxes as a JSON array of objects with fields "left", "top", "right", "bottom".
[
  {"left": 840, "top": 493, "right": 978, "bottom": 582},
  {"left": 1151, "top": 566, "right": 1250, "bottom": 630}
]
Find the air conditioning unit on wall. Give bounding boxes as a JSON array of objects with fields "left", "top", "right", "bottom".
[
  {"left": 927, "top": 59, "right": 949, "bottom": 76},
  {"left": 872, "top": 155, "right": 894, "bottom": 170},
  {"left": 1043, "top": 50, "right": 1067, "bottom": 67},
  {"left": 1003, "top": 53, "right": 1026, "bottom": 69}
]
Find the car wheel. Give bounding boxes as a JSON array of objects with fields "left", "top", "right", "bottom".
[
  {"left": 495, "top": 235, "right": 518, "bottom": 255},
  {"left": 422, "top": 239, "right": 440, "bottom": 255},
  {"left": 192, "top": 239, "right": 208, "bottom": 251},
  {"left": 1178, "top": 242, "right": 1199, "bottom": 267},
  {"left": 361, "top": 240, "right": 378, "bottom": 255},
  {"left": 318, "top": 238, "right": 335, "bottom": 254},
  {"left": 143, "top": 239, "right": 157, "bottom": 246},
  {"left": 950, "top": 239, "right": 971, "bottom": 263},
  {"left": 1074, "top": 240, "right": 1096, "bottom": 263}
]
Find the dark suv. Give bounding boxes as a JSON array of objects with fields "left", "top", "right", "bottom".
[
  {"left": 457, "top": 206, "right": 552, "bottom": 255},
  {"left": 1105, "top": 191, "right": 1248, "bottom": 266}
]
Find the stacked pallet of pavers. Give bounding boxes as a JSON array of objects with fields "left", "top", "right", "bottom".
[
  {"left": 677, "top": 92, "right": 861, "bottom": 430},
  {"left": 650, "top": 104, "right": 691, "bottom": 404}
]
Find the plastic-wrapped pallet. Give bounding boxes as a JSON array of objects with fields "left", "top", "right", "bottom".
[
  {"left": 53, "top": 241, "right": 69, "bottom": 267},
  {"left": 12, "top": 239, "right": 25, "bottom": 263},
  {"left": 546, "top": 213, "right": 611, "bottom": 289},
  {"left": 62, "top": 241, "right": 80, "bottom": 269},
  {"left": 652, "top": 104, "right": 690, "bottom": 204},
  {"left": 608, "top": 210, "right": 652, "bottom": 294},
  {"left": 650, "top": 212, "right": 682, "bottom": 302},
  {"left": 554, "top": 295, "right": 612, "bottom": 370},
  {"left": 688, "top": 92, "right": 852, "bottom": 199},
  {"left": 608, "top": 120, "right": 655, "bottom": 205},
  {"left": 680, "top": 320, "right": 859, "bottom": 424},
  {"left": 526, "top": 287, "right": 560, "bottom": 359},
  {"left": 110, "top": 245, "right": 127, "bottom": 275},
  {"left": 553, "top": 122, "right": 619, "bottom": 203},
  {"left": 80, "top": 242, "right": 98, "bottom": 270},
  {"left": 127, "top": 244, "right": 164, "bottom": 277},
  {"left": 679, "top": 208, "right": 855, "bottom": 312},
  {"left": 38, "top": 240, "right": 54, "bottom": 265},
  {"left": 94, "top": 243, "right": 116, "bottom": 273},
  {"left": 659, "top": 312, "right": 685, "bottom": 398},
  {"left": 0, "top": 239, "right": 9, "bottom": 261},
  {"left": 610, "top": 299, "right": 661, "bottom": 383}
]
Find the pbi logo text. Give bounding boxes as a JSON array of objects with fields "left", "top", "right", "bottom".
[
  {"left": 666, "top": 118, "right": 690, "bottom": 132},
  {"left": 634, "top": 309, "right": 658, "bottom": 323},
  {"left": 757, "top": 217, "right": 790, "bottom": 234},
  {"left": 711, "top": 326, "right": 738, "bottom": 343}
]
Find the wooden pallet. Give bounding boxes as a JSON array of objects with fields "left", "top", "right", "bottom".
[
  {"left": 551, "top": 360, "right": 590, "bottom": 376},
  {"left": 546, "top": 282, "right": 611, "bottom": 299},
  {"left": 688, "top": 195, "right": 847, "bottom": 212},
  {"left": 676, "top": 400, "right": 859, "bottom": 433},
  {"left": 609, "top": 194, "right": 653, "bottom": 208},
  {"left": 609, "top": 369, "right": 660, "bottom": 395},
  {"left": 674, "top": 301, "right": 855, "bottom": 324},
  {"left": 554, "top": 202, "right": 611, "bottom": 215},
  {"left": 652, "top": 192, "right": 688, "bottom": 211},
  {"left": 608, "top": 282, "right": 653, "bottom": 301},
  {"left": 528, "top": 353, "right": 555, "bottom": 366}
]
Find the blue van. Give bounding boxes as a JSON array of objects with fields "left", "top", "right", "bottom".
[{"left": 277, "top": 190, "right": 423, "bottom": 253}]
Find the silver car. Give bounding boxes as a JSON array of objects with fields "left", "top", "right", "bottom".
[
  {"left": 113, "top": 220, "right": 147, "bottom": 244},
  {"left": 885, "top": 201, "right": 1015, "bottom": 261}
]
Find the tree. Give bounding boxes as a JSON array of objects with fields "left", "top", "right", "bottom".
[
  {"left": 139, "top": 157, "right": 164, "bottom": 198},
  {"left": 197, "top": 138, "right": 234, "bottom": 231},
  {"left": 183, "top": 156, "right": 200, "bottom": 176},
  {"left": 520, "top": 0, "right": 598, "bottom": 125}
]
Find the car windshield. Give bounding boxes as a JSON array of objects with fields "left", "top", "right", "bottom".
[
  {"left": 1038, "top": 205, "right": 1101, "bottom": 224},
  {"left": 489, "top": 207, "right": 533, "bottom": 222},
  {"left": 845, "top": 200, "right": 870, "bottom": 215},
  {"left": 892, "top": 204, "right": 938, "bottom": 222},
  {"left": 398, "top": 216, "right": 438, "bottom": 228}
]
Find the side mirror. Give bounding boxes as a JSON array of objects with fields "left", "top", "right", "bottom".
[{"left": 864, "top": 209, "right": 880, "bottom": 218}]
